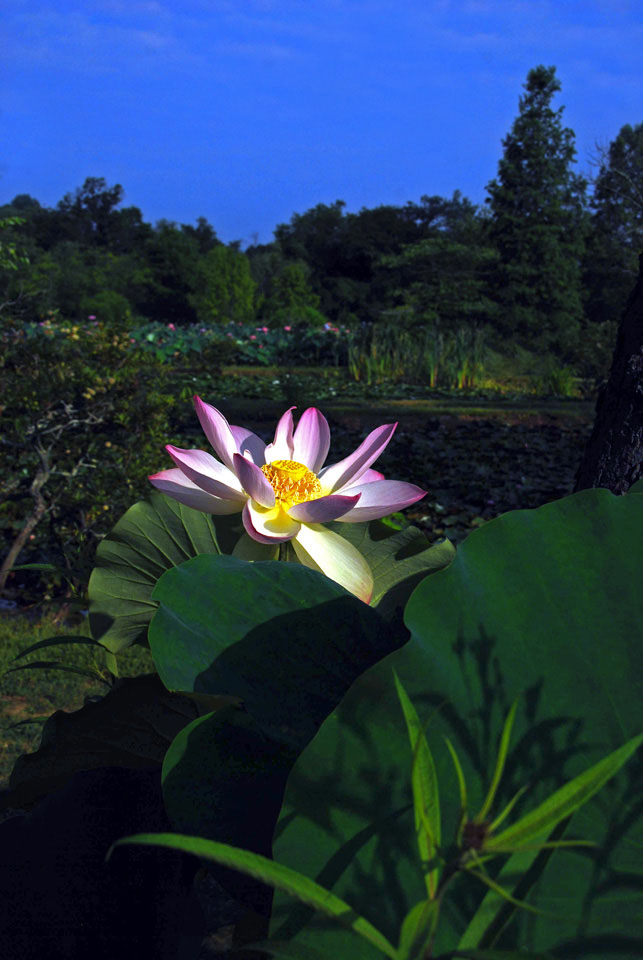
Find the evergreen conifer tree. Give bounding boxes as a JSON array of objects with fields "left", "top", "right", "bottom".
[
  {"left": 584, "top": 122, "right": 643, "bottom": 328},
  {"left": 486, "top": 65, "right": 587, "bottom": 354}
]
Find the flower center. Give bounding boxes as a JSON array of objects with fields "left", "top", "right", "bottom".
[{"left": 261, "top": 459, "right": 322, "bottom": 508}]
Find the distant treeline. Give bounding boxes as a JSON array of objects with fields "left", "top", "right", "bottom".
[{"left": 1, "top": 65, "right": 642, "bottom": 379}]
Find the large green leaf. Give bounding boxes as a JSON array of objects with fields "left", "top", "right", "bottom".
[
  {"left": 270, "top": 488, "right": 643, "bottom": 958},
  {"left": 87, "top": 493, "right": 241, "bottom": 653},
  {"left": 151, "top": 554, "right": 400, "bottom": 910},
  {"left": 328, "top": 519, "right": 455, "bottom": 620},
  {"left": 1, "top": 674, "right": 233, "bottom": 811}
]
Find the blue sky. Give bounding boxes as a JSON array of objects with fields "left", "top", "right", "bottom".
[{"left": 2, "top": 0, "right": 642, "bottom": 244}]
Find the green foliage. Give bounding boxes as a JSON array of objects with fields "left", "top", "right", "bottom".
[
  {"left": 347, "top": 323, "right": 487, "bottom": 389},
  {"left": 584, "top": 122, "right": 643, "bottom": 330},
  {"left": 2, "top": 674, "right": 219, "bottom": 812},
  {"left": 0, "top": 316, "right": 177, "bottom": 597},
  {"left": 0, "top": 610, "right": 153, "bottom": 790},
  {"left": 269, "top": 487, "right": 643, "bottom": 957},
  {"left": 259, "top": 259, "right": 323, "bottom": 327},
  {"left": 88, "top": 494, "right": 241, "bottom": 655},
  {"left": 111, "top": 679, "right": 641, "bottom": 959},
  {"left": 380, "top": 192, "right": 498, "bottom": 331},
  {"left": 486, "top": 66, "right": 587, "bottom": 354},
  {"left": 0, "top": 216, "right": 30, "bottom": 275},
  {"left": 191, "top": 243, "right": 256, "bottom": 325}
]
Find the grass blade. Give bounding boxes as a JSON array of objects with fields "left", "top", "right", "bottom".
[
  {"left": 11, "top": 636, "right": 102, "bottom": 661},
  {"left": 3, "top": 660, "right": 112, "bottom": 686},
  {"left": 110, "top": 832, "right": 398, "bottom": 959}
]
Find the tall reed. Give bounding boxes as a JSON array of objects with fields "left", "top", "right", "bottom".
[{"left": 347, "top": 323, "right": 486, "bottom": 389}]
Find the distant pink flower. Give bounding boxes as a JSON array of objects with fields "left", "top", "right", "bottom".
[
  {"left": 167, "top": 323, "right": 176, "bottom": 331},
  {"left": 249, "top": 334, "right": 257, "bottom": 340},
  {"left": 149, "top": 399, "right": 426, "bottom": 602},
  {"left": 88, "top": 315, "right": 96, "bottom": 320},
  {"left": 261, "top": 326, "right": 269, "bottom": 333},
  {"left": 284, "top": 325, "right": 292, "bottom": 332}
]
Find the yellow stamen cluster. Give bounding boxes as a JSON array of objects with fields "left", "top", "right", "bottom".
[{"left": 261, "top": 459, "right": 322, "bottom": 509}]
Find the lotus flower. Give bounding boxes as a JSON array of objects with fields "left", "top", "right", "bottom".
[{"left": 149, "top": 397, "right": 426, "bottom": 602}]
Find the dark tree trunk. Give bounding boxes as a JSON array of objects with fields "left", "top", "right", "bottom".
[{"left": 574, "top": 252, "right": 643, "bottom": 494}]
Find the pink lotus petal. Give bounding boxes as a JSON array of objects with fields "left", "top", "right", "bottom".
[
  {"left": 264, "top": 406, "right": 295, "bottom": 463},
  {"left": 149, "top": 469, "right": 244, "bottom": 515},
  {"left": 242, "top": 501, "right": 299, "bottom": 544},
  {"left": 193, "top": 396, "right": 238, "bottom": 470},
  {"left": 166, "top": 446, "right": 246, "bottom": 501},
  {"left": 318, "top": 422, "right": 397, "bottom": 493},
  {"left": 230, "top": 425, "right": 266, "bottom": 465},
  {"left": 334, "top": 479, "right": 426, "bottom": 523},
  {"left": 233, "top": 453, "right": 275, "bottom": 508},
  {"left": 292, "top": 407, "right": 331, "bottom": 473},
  {"left": 288, "top": 493, "right": 360, "bottom": 523},
  {"left": 292, "top": 523, "right": 373, "bottom": 603},
  {"left": 353, "top": 468, "right": 385, "bottom": 485}
]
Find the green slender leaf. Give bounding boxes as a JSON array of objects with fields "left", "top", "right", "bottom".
[
  {"left": 444, "top": 736, "right": 468, "bottom": 842},
  {"left": 488, "top": 785, "right": 528, "bottom": 833},
  {"left": 456, "top": 818, "right": 573, "bottom": 952},
  {"left": 465, "top": 867, "right": 548, "bottom": 918},
  {"left": 11, "top": 562, "right": 61, "bottom": 572},
  {"left": 393, "top": 671, "right": 441, "bottom": 898},
  {"left": 3, "top": 660, "right": 111, "bottom": 686},
  {"left": 397, "top": 899, "right": 440, "bottom": 960},
  {"left": 111, "top": 832, "right": 399, "bottom": 960},
  {"left": 11, "top": 636, "right": 102, "bottom": 661},
  {"left": 486, "top": 733, "right": 643, "bottom": 851},
  {"left": 476, "top": 699, "right": 518, "bottom": 823}
]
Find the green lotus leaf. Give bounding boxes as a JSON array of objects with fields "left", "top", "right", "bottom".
[
  {"left": 270, "top": 488, "right": 643, "bottom": 958},
  {"left": 87, "top": 493, "right": 241, "bottom": 654}
]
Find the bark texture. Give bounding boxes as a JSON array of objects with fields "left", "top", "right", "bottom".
[{"left": 574, "top": 251, "right": 643, "bottom": 494}]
